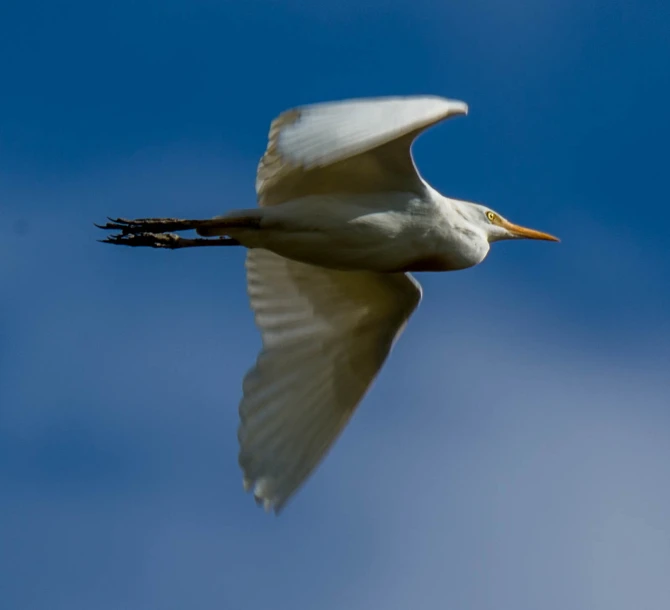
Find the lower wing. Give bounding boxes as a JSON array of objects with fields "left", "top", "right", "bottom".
[{"left": 238, "top": 248, "right": 422, "bottom": 512}]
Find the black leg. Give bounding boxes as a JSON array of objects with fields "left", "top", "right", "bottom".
[
  {"left": 95, "top": 217, "right": 213, "bottom": 234},
  {"left": 99, "top": 232, "right": 241, "bottom": 249}
]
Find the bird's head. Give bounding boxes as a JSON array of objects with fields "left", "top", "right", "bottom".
[{"left": 467, "top": 203, "right": 560, "bottom": 244}]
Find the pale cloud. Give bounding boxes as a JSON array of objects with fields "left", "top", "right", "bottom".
[{"left": 321, "top": 308, "right": 670, "bottom": 610}]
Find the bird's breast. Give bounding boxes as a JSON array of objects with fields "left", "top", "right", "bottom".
[{"left": 389, "top": 252, "right": 478, "bottom": 273}]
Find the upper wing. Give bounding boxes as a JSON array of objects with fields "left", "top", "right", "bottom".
[
  {"left": 256, "top": 95, "right": 468, "bottom": 206},
  {"left": 239, "top": 248, "right": 422, "bottom": 512}
]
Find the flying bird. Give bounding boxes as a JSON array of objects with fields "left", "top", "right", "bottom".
[{"left": 98, "top": 95, "right": 559, "bottom": 513}]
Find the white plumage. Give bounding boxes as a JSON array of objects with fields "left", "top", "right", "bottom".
[
  {"left": 239, "top": 249, "right": 421, "bottom": 512},
  {"left": 99, "top": 94, "right": 559, "bottom": 513},
  {"left": 239, "top": 96, "right": 465, "bottom": 510},
  {"left": 255, "top": 96, "right": 468, "bottom": 207},
  {"left": 272, "top": 96, "right": 467, "bottom": 170}
]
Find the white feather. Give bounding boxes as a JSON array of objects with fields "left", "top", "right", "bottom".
[
  {"left": 239, "top": 248, "right": 421, "bottom": 512},
  {"left": 256, "top": 95, "right": 468, "bottom": 206},
  {"left": 277, "top": 96, "right": 468, "bottom": 169}
]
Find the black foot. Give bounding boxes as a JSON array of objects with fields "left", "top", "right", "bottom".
[
  {"left": 99, "top": 232, "right": 183, "bottom": 248},
  {"left": 99, "top": 231, "right": 239, "bottom": 249},
  {"left": 95, "top": 217, "right": 204, "bottom": 235}
]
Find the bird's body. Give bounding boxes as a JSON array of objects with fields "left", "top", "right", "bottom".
[
  {"left": 99, "top": 95, "right": 558, "bottom": 513},
  {"left": 213, "top": 190, "right": 489, "bottom": 273}
]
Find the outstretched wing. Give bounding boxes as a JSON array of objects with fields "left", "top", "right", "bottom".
[
  {"left": 239, "top": 248, "right": 422, "bottom": 512},
  {"left": 256, "top": 95, "right": 468, "bottom": 206}
]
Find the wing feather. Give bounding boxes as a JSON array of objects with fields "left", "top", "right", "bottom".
[
  {"left": 256, "top": 95, "right": 468, "bottom": 206},
  {"left": 239, "top": 248, "right": 421, "bottom": 512}
]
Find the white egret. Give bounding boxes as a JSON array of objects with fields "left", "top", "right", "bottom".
[{"left": 98, "top": 95, "right": 559, "bottom": 513}]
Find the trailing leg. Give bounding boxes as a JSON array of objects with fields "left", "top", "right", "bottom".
[
  {"left": 97, "top": 217, "right": 226, "bottom": 235},
  {"left": 99, "top": 232, "right": 241, "bottom": 249},
  {"left": 97, "top": 212, "right": 262, "bottom": 236}
]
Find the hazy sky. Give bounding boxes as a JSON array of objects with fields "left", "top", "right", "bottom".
[{"left": 2, "top": 1, "right": 669, "bottom": 609}]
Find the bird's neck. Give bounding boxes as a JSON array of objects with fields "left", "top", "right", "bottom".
[{"left": 437, "top": 197, "right": 490, "bottom": 268}]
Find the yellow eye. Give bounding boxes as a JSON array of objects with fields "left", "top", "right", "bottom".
[{"left": 486, "top": 211, "right": 496, "bottom": 222}]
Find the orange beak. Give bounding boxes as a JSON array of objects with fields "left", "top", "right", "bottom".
[{"left": 501, "top": 219, "right": 560, "bottom": 242}]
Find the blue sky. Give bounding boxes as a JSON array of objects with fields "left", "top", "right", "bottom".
[{"left": 1, "top": 1, "right": 669, "bottom": 608}]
